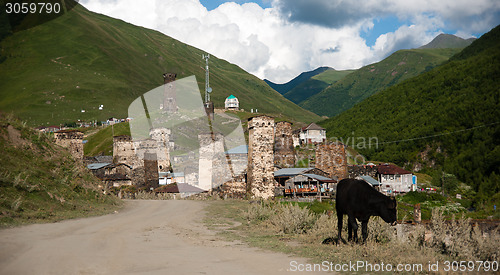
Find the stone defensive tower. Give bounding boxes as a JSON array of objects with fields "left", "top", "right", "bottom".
[
  {"left": 149, "top": 127, "right": 171, "bottom": 172},
  {"left": 247, "top": 115, "right": 276, "bottom": 199},
  {"left": 315, "top": 142, "right": 348, "bottom": 180},
  {"left": 143, "top": 152, "right": 159, "bottom": 190},
  {"left": 274, "top": 121, "right": 295, "bottom": 168},
  {"left": 54, "top": 130, "right": 84, "bottom": 160},
  {"left": 198, "top": 132, "right": 229, "bottom": 191},
  {"left": 162, "top": 72, "right": 177, "bottom": 113},
  {"left": 113, "top": 135, "right": 140, "bottom": 168},
  {"left": 198, "top": 132, "right": 214, "bottom": 191}
]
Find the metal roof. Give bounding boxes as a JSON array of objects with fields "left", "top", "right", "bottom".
[
  {"left": 303, "top": 123, "right": 325, "bottom": 131},
  {"left": 359, "top": 175, "right": 381, "bottom": 186},
  {"left": 225, "top": 145, "right": 248, "bottom": 154},
  {"left": 157, "top": 183, "right": 207, "bottom": 193},
  {"left": 302, "top": 173, "right": 335, "bottom": 182},
  {"left": 87, "top": 163, "right": 112, "bottom": 170},
  {"left": 274, "top": 168, "right": 311, "bottom": 177}
]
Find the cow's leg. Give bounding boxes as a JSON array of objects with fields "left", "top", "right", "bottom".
[
  {"left": 361, "top": 220, "right": 369, "bottom": 243},
  {"left": 347, "top": 222, "right": 352, "bottom": 241},
  {"left": 347, "top": 215, "right": 358, "bottom": 242},
  {"left": 337, "top": 212, "right": 345, "bottom": 244}
]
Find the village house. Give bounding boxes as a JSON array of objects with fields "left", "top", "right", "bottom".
[
  {"left": 274, "top": 167, "right": 336, "bottom": 197},
  {"left": 224, "top": 94, "right": 239, "bottom": 110},
  {"left": 377, "top": 163, "right": 416, "bottom": 194},
  {"left": 36, "top": 125, "right": 61, "bottom": 133},
  {"left": 87, "top": 162, "right": 132, "bottom": 188},
  {"left": 298, "top": 123, "right": 326, "bottom": 144}
]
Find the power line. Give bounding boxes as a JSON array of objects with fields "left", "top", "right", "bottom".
[{"left": 374, "top": 121, "right": 500, "bottom": 146}]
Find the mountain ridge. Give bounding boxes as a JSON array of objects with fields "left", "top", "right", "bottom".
[
  {"left": 264, "top": 66, "right": 333, "bottom": 95},
  {"left": 300, "top": 47, "right": 463, "bottom": 117},
  {"left": 0, "top": 4, "right": 320, "bottom": 126},
  {"left": 419, "top": 33, "right": 476, "bottom": 49}
]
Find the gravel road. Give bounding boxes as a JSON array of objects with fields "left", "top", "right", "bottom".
[{"left": 0, "top": 200, "right": 321, "bottom": 274}]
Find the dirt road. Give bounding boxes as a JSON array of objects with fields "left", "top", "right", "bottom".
[{"left": 0, "top": 200, "right": 321, "bottom": 274}]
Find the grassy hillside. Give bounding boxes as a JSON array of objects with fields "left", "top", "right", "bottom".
[
  {"left": 301, "top": 48, "right": 463, "bottom": 117},
  {"left": 0, "top": 113, "right": 121, "bottom": 227},
  {"left": 83, "top": 122, "right": 131, "bottom": 156},
  {"left": 0, "top": 4, "right": 319, "bottom": 127},
  {"left": 282, "top": 69, "right": 354, "bottom": 105},
  {"left": 319, "top": 25, "right": 500, "bottom": 204},
  {"left": 419, "top": 33, "right": 476, "bottom": 49}
]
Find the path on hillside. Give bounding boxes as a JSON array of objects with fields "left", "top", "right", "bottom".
[{"left": 0, "top": 200, "right": 322, "bottom": 274}]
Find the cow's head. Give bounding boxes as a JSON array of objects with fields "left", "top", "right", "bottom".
[{"left": 379, "top": 196, "right": 397, "bottom": 226}]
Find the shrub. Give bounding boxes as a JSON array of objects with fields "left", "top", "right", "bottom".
[
  {"left": 428, "top": 208, "right": 500, "bottom": 261},
  {"left": 270, "top": 203, "right": 316, "bottom": 234},
  {"left": 243, "top": 202, "right": 274, "bottom": 222}
]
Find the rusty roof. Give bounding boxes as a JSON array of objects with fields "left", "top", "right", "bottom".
[{"left": 377, "top": 164, "right": 411, "bottom": 175}]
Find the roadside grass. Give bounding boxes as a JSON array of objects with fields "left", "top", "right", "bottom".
[
  {"left": 205, "top": 199, "right": 499, "bottom": 273},
  {"left": 0, "top": 113, "right": 122, "bottom": 228}
]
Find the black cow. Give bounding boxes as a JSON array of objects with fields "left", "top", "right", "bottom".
[{"left": 336, "top": 178, "right": 397, "bottom": 243}]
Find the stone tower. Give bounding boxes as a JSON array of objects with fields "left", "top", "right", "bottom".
[
  {"left": 113, "top": 135, "right": 140, "bottom": 168},
  {"left": 143, "top": 152, "right": 159, "bottom": 190},
  {"left": 274, "top": 121, "right": 295, "bottom": 168},
  {"left": 315, "top": 142, "right": 348, "bottom": 180},
  {"left": 198, "top": 132, "right": 214, "bottom": 191},
  {"left": 54, "top": 130, "right": 84, "bottom": 160},
  {"left": 162, "top": 72, "right": 177, "bottom": 113},
  {"left": 247, "top": 115, "right": 275, "bottom": 199},
  {"left": 149, "top": 127, "right": 171, "bottom": 172},
  {"left": 198, "top": 132, "right": 230, "bottom": 191}
]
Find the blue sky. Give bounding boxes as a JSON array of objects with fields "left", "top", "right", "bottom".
[
  {"left": 81, "top": 0, "right": 500, "bottom": 83},
  {"left": 200, "top": 0, "right": 271, "bottom": 10}
]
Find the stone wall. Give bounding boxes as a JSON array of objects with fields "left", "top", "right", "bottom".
[
  {"left": 347, "top": 164, "right": 378, "bottom": 179},
  {"left": 274, "top": 121, "right": 295, "bottom": 168},
  {"left": 54, "top": 130, "right": 84, "bottom": 160},
  {"left": 247, "top": 115, "right": 276, "bottom": 199},
  {"left": 315, "top": 142, "right": 348, "bottom": 180}
]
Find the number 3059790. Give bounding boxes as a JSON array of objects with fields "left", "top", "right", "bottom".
[
  {"left": 5, "top": 2, "right": 61, "bottom": 14},
  {"left": 443, "top": 261, "right": 498, "bottom": 272}
]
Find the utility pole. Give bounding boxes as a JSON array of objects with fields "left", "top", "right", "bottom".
[
  {"left": 202, "top": 53, "right": 214, "bottom": 120},
  {"left": 202, "top": 54, "right": 211, "bottom": 103}
]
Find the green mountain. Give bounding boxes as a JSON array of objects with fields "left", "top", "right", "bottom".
[
  {"left": 319, "top": 25, "right": 500, "bottom": 201},
  {"left": 419, "top": 33, "right": 476, "bottom": 49},
  {"left": 300, "top": 47, "right": 464, "bottom": 117},
  {"left": 0, "top": 113, "right": 121, "bottom": 227},
  {"left": 0, "top": 3, "right": 320, "bottom": 126},
  {"left": 282, "top": 68, "right": 354, "bottom": 105},
  {"left": 264, "top": 66, "right": 332, "bottom": 95}
]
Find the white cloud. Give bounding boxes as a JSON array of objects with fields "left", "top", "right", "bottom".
[{"left": 80, "top": 0, "right": 499, "bottom": 83}]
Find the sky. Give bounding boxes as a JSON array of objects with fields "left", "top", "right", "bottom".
[{"left": 80, "top": 0, "right": 500, "bottom": 83}]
